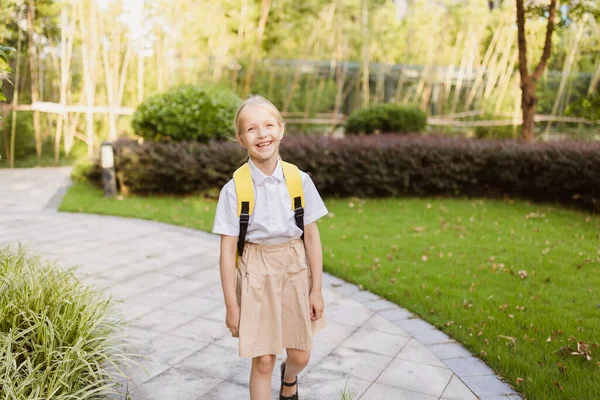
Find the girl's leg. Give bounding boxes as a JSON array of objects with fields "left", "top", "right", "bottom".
[
  {"left": 250, "top": 354, "right": 276, "bottom": 400},
  {"left": 281, "top": 348, "right": 311, "bottom": 397}
]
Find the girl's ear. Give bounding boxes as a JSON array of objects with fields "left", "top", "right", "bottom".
[{"left": 237, "top": 133, "right": 246, "bottom": 148}]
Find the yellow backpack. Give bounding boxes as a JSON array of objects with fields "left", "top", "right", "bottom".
[{"left": 233, "top": 160, "right": 305, "bottom": 258}]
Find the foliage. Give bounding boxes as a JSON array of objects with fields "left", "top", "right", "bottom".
[
  {"left": 474, "top": 114, "right": 520, "bottom": 139},
  {"left": 85, "top": 135, "right": 600, "bottom": 213},
  {"left": 131, "top": 85, "right": 242, "bottom": 142},
  {"left": 0, "top": 45, "right": 15, "bottom": 102},
  {"left": 0, "top": 112, "right": 36, "bottom": 158},
  {"left": 0, "top": 246, "right": 132, "bottom": 399},
  {"left": 565, "top": 92, "right": 600, "bottom": 122},
  {"left": 344, "top": 103, "right": 427, "bottom": 135},
  {"left": 70, "top": 156, "right": 99, "bottom": 183}
]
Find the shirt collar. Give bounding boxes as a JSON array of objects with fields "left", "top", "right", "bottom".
[{"left": 248, "top": 158, "right": 284, "bottom": 186}]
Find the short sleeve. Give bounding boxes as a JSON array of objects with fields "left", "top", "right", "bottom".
[
  {"left": 301, "top": 172, "right": 328, "bottom": 225},
  {"left": 212, "top": 180, "right": 240, "bottom": 236}
]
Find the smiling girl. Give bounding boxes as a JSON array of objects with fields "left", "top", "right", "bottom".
[{"left": 212, "top": 95, "right": 328, "bottom": 400}]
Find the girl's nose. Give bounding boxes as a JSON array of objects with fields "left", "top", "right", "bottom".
[{"left": 257, "top": 126, "right": 267, "bottom": 137}]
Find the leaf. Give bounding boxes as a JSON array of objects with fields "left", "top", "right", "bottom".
[
  {"left": 516, "top": 377, "right": 523, "bottom": 386},
  {"left": 518, "top": 270, "right": 528, "bottom": 279},
  {"left": 412, "top": 226, "right": 425, "bottom": 233},
  {"left": 553, "top": 381, "right": 564, "bottom": 392}
]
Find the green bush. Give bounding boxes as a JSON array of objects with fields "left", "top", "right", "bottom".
[
  {"left": 0, "top": 112, "right": 37, "bottom": 159},
  {"left": 71, "top": 156, "right": 101, "bottom": 184},
  {"left": 87, "top": 135, "right": 600, "bottom": 213},
  {"left": 0, "top": 246, "right": 132, "bottom": 398},
  {"left": 131, "top": 85, "right": 242, "bottom": 142},
  {"left": 474, "top": 124, "right": 519, "bottom": 140},
  {"left": 566, "top": 93, "right": 600, "bottom": 123},
  {"left": 345, "top": 103, "right": 427, "bottom": 135}
]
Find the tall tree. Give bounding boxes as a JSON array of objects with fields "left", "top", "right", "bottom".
[{"left": 516, "top": 0, "right": 599, "bottom": 141}]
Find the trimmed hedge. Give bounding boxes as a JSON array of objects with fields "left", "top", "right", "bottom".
[
  {"left": 345, "top": 104, "right": 427, "bottom": 135},
  {"left": 131, "top": 85, "right": 242, "bottom": 142},
  {"left": 87, "top": 135, "right": 600, "bottom": 213}
]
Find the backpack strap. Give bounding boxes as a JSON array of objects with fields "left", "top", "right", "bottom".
[
  {"left": 281, "top": 161, "right": 305, "bottom": 241},
  {"left": 233, "top": 161, "right": 305, "bottom": 259},
  {"left": 233, "top": 163, "right": 254, "bottom": 257}
]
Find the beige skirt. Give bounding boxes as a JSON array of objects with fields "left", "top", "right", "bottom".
[{"left": 235, "top": 238, "right": 327, "bottom": 358}]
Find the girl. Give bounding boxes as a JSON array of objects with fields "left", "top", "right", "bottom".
[{"left": 212, "top": 95, "right": 328, "bottom": 400}]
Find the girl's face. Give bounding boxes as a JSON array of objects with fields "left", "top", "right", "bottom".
[{"left": 237, "top": 105, "right": 284, "bottom": 164}]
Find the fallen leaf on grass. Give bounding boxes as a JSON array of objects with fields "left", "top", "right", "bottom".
[
  {"left": 516, "top": 377, "right": 523, "bottom": 386},
  {"left": 518, "top": 270, "right": 528, "bottom": 279},
  {"left": 553, "top": 381, "right": 564, "bottom": 392},
  {"left": 412, "top": 226, "right": 425, "bottom": 233}
]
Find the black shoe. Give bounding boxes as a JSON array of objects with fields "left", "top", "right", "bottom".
[{"left": 279, "top": 361, "right": 298, "bottom": 400}]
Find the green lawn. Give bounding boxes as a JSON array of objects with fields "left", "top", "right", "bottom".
[{"left": 60, "top": 182, "right": 600, "bottom": 400}]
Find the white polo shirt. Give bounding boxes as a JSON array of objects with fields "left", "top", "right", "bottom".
[{"left": 212, "top": 158, "right": 328, "bottom": 245}]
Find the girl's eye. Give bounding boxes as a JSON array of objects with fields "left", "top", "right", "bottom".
[
  {"left": 266, "top": 124, "right": 274, "bottom": 128},
  {"left": 247, "top": 127, "right": 256, "bottom": 132}
]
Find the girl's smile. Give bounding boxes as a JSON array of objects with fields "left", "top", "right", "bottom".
[{"left": 237, "top": 105, "right": 284, "bottom": 165}]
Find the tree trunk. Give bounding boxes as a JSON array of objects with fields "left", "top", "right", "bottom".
[
  {"left": 27, "top": 0, "right": 42, "bottom": 161},
  {"left": 515, "top": 0, "right": 556, "bottom": 142},
  {"left": 521, "top": 77, "right": 536, "bottom": 142}
]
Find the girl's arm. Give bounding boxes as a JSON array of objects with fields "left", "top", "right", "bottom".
[
  {"left": 220, "top": 235, "right": 240, "bottom": 335},
  {"left": 304, "top": 222, "right": 325, "bottom": 320}
]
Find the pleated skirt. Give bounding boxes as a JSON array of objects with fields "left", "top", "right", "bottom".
[{"left": 235, "top": 238, "right": 327, "bottom": 358}]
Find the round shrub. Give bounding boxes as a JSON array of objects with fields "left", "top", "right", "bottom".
[
  {"left": 345, "top": 103, "right": 427, "bottom": 135},
  {"left": 131, "top": 85, "right": 242, "bottom": 142}
]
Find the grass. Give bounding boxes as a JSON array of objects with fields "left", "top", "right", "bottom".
[
  {"left": 59, "top": 182, "right": 600, "bottom": 400},
  {"left": 0, "top": 245, "right": 133, "bottom": 399}
]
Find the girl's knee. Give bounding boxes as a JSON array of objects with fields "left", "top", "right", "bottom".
[
  {"left": 252, "top": 354, "right": 276, "bottom": 374},
  {"left": 287, "top": 349, "right": 310, "bottom": 366}
]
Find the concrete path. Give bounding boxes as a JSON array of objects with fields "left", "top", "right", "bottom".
[{"left": 0, "top": 167, "right": 522, "bottom": 400}]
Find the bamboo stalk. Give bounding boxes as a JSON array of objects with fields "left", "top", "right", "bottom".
[
  {"left": 232, "top": 0, "right": 248, "bottom": 92},
  {"left": 242, "top": 0, "right": 272, "bottom": 97},
  {"left": 449, "top": 28, "right": 474, "bottom": 114},
  {"left": 361, "top": 0, "right": 369, "bottom": 107},
  {"left": 9, "top": 5, "right": 24, "bottom": 168},
  {"left": 27, "top": 0, "right": 42, "bottom": 161},
  {"left": 545, "top": 17, "right": 586, "bottom": 134},
  {"left": 465, "top": 22, "right": 504, "bottom": 110},
  {"left": 63, "top": 4, "right": 77, "bottom": 156},
  {"left": 79, "top": 0, "right": 98, "bottom": 158},
  {"left": 588, "top": 18, "right": 600, "bottom": 94},
  {"left": 494, "top": 50, "right": 518, "bottom": 114}
]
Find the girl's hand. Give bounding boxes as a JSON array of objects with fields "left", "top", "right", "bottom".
[
  {"left": 309, "top": 290, "right": 324, "bottom": 321},
  {"left": 226, "top": 304, "right": 240, "bottom": 337}
]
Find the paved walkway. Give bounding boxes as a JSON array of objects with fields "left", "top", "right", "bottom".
[{"left": 0, "top": 167, "right": 521, "bottom": 400}]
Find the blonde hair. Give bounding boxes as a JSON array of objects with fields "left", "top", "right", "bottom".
[{"left": 234, "top": 95, "right": 284, "bottom": 138}]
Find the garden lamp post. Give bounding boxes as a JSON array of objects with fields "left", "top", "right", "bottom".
[{"left": 101, "top": 142, "right": 117, "bottom": 197}]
